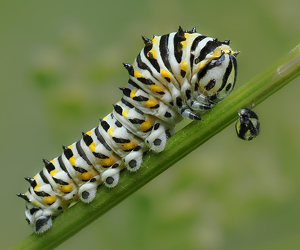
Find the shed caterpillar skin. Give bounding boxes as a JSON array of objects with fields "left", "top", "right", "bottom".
[{"left": 17, "top": 26, "right": 239, "bottom": 234}]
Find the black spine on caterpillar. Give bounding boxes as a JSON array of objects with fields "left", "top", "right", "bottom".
[{"left": 17, "top": 26, "right": 239, "bottom": 234}]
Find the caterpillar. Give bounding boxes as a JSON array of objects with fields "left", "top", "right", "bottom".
[
  {"left": 236, "top": 108, "right": 260, "bottom": 140},
  {"left": 17, "top": 26, "right": 239, "bottom": 234}
]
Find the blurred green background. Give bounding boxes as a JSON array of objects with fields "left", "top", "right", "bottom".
[{"left": 1, "top": 0, "right": 300, "bottom": 249}]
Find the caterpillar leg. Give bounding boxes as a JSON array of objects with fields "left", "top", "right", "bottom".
[
  {"left": 78, "top": 175, "right": 103, "bottom": 203},
  {"left": 150, "top": 132, "right": 167, "bottom": 153},
  {"left": 24, "top": 202, "right": 51, "bottom": 233},
  {"left": 25, "top": 202, "right": 53, "bottom": 234},
  {"left": 34, "top": 216, "right": 52, "bottom": 234},
  {"left": 180, "top": 106, "right": 202, "bottom": 120},
  {"left": 187, "top": 99, "right": 212, "bottom": 111},
  {"left": 123, "top": 144, "right": 147, "bottom": 172},
  {"left": 23, "top": 194, "right": 70, "bottom": 234},
  {"left": 145, "top": 121, "right": 170, "bottom": 153},
  {"left": 101, "top": 164, "right": 123, "bottom": 188}
]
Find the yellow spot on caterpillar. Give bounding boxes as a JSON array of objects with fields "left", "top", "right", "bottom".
[
  {"left": 69, "top": 156, "right": 76, "bottom": 166},
  {"left": 123, "top": 140, "right": 136, "bottom": 151},
  {"left": 150, "top": 84, "right": 164, "bottom": 93},
  {"left": 44, "top": 196, "right": 56, "bottom": 205},
  {"left": 34, "top": 183, "right": 41, "bottom": 191},
  {"left": 161, "top": 69, "right": 171, "bottom": 79},
  {"left": 81, "top": 172, "right": 92, "bottom": 181},
  {"left": 141, "top": 119, "right": 153, "bottom": 132},
  {"left": 108, "top": 128, "right": 114, "bottom": 136},
  {"left": 211, "top": 47, "right": 222, "bottom": 58},
  {"left": 197, "top": 61, "right": 207, "bottom": 71},
  {"left": 61, "top": 184, "right": 73, "bottom": 193},
  {"left": 180, "top": 60, "right": 189, "bottom": 71},
  {"left": 145, "top": 98, "right": 158, "bottom": 108},
  {"left": 223, "top": 49, "right": 231, "bottom": 54},
  {"left": 50, "top": 160, "right": 54, "bottom": 164},
  {"left": 134, "top": 69, "right": 142, "bottom": 78},
  {"left": 89, "top": 141, "right": 96, "bottom": 152},
  {"left": 32, "top": 200, "right": 40, "bottom": 207},
  {"left": 116, "top": 101, "right": 120, "bottom": 105},
  {"left": 50, "top": 169, "right": 58, "bottom": 177},
  {"left": 86, "top": 130, "right": 92, "bottom": 136},
  {"left": 181, "top": 40, "right": 186, "bottom": 49},
  {"left": 130, "top": 90, "right": 136, "bottom": 99},
  {"left": 103, "top": 116, "right": 108, "bottom": 120},
  {"left": 122, "top": 109, "right": 128, "bottom": 118},
  {"left": 67, "top": 145, "right": 73, "bottom": 149},
  {"left": 219, "top": 44, "right": 236, "bottom": 56},
  {"left": 102, "top": 157, "right": 115, "bottom": 167},
  {"left": 152, "top": 36, "right": 159, "bottom": 44},
  {"left": 147, "top": 49, "right": 157, "bottom": 59},
  {"left": 196, "top": 46, "right": 231, "bottom": 73}
]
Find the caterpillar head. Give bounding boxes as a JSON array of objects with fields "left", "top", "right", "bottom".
[
  {"left": 24, "top": 202, "right": 53, "bottom": 234},
  {"left": 194, "top": 42, "right": 239, "bottom": 105}
]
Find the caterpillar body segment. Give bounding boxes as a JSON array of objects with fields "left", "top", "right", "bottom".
[{"left": 18, "top": 26, "right": 239, "bottom": 234}]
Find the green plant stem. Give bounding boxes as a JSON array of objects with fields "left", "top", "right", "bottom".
[{"left": 12, "top": 44, "right": 300, "bottom": 250}]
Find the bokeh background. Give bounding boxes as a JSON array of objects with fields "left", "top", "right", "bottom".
[{"left": 1, "top": 0, "right": 300, "bottom": 249}]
